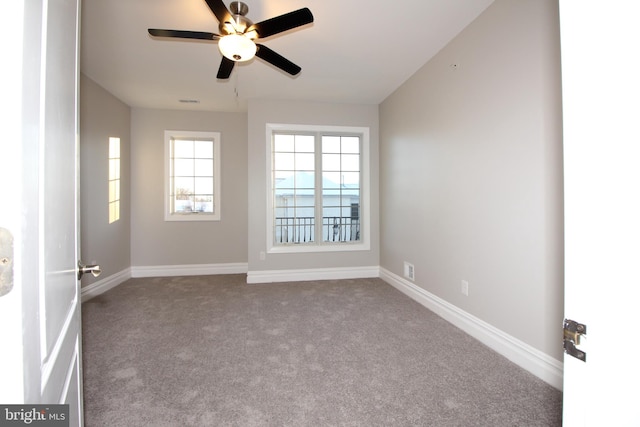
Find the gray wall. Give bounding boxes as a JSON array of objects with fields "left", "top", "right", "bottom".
[
  {"left": 379, "top": 0, "right": 564, "bottom": 360},
  {"left": 130, "top": 108, "right": 248, "bottom": 266},
  {"left": 79, "top": 74, "right": 131, "bottom": 286},
  {"left": 247, "top": 99, "right": 380, "bottom": 272}
]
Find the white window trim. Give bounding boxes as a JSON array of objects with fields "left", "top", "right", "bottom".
[
  {"left": 266, "top": 123, "right": 371, "bottom": 254},
  {"left": 164, "top": 130, "right": 221, "bottom": 222},
  {"left": 108, "top": 137, "right": 121, "bottom": 224}
]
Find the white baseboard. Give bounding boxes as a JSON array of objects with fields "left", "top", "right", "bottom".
[
  {"left": 131, "top": 262, "right": 248, "bottom": 278},
  {"left": 81, "top": 268, "right": 132, "bottom": 302},
  {"left": 247, "top": 265, "right": 380, "bottom": 284},
  {"left": 379, "top": 267, "right": 564, "bottom": 390}
]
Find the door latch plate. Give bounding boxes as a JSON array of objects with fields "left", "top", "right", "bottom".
[{"left": 563, "top": 318, "right": 587, "bottom": 362}]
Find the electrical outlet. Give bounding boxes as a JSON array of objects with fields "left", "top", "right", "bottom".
[
  {"left": 461, "top": 280, "right": 469, "bottom": 296},
  {"left": 404, "top": 262, "right": 415, "bottom": 281},
  {"left": 259, "top": 251, "right": 266, "bottom": 261}
]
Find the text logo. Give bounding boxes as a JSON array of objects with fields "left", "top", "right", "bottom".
[{"left": 0, "top": 405, "right": 68, "bottom": 427}]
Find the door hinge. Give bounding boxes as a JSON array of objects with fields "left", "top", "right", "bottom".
[{"left": 563, "top": 318, "right": 587, "bottom": 362}]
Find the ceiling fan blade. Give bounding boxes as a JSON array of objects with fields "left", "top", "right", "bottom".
[
  {"left": 204, "top": 0, "right": 234, "bottom": 26},
  {"left": 217, "top": 56, "right": 235, "bottom": 79},
  {"left": 249, "top": 8, "right": 313, "bottom": 39},
  {"left": 148, "top": 29, "right": 220, "bottom": 40},
  {"left": 255, "top": 44, "right": 301, "bottom": 76}
]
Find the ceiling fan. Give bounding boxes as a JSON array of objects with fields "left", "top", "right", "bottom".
[{"left": 148, "top": 0, "right": 313, "bottom": 79}]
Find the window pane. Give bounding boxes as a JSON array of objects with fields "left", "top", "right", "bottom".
[
  {"left": 274, "top": 134, "right": 294, "bottom": 152},
  {"left": 109, "top": 137, "right": 120, "bottom": 157},
  {"left": 322, "top": 136, "right": 340, "bottom": 153},
  {"left": 109, "top": 202, "right": 119, "bottom": 224},
  {"left": 174, "top": 195, "right": 194, "bottom": 212},
  {"left": 194, "top": 140, "right": 213, "bottom": 158},
  {"left": 109, "top": 159, "right": 120, "bottom": 180},
  {"left": 322, "top": 197, "right": 344, "bottom": 209},
  {"left": 341, "top": 172, "right": 360, "bottom": 186},
  {"left": 341, "top": 195, "right": 359, "bottom": 208},
  {"left": 173, "top": 139, "right": 194, "bottom": 158},
  {"left": 194, "top": 159, "right": 213, "bottom": 176},
  {"left": 295, "top": 206, "right": 314, "bottom": 218},
  {"left": 341, "top": 154, "right": 360, "bottom": 172},
  {"left": 322, "top": 172, "right": 341, "bottom": 189},
  {"left": 322, "top": 207, "right": 341, "bottom": 218},
  {"left": 174, "top": 177, "right": 194, "bottom": 196},
  {"left": 274, "top": 172, "right": 295, "bottom": 189},
  {"left": 295, "top": 135, "right": 315, "bottom": 152},
  {"left": 194, "top": 177, "right": 213, "bottom": 194},
  {"left": 109, "top": 181, "right": 117, "bottom": 201},
  {"left": 194, "top": 196, "right": 213, "bottom": 213},
  {"left": 274, "top": 170, "right": 293, "bottom": 183},
  {"left": 274, "top": 153, "right": 295, "bottom": 171},
  {"left": 322, "top": 154, "right": 341, "bottom": 171},
  {"left": 275, "top": 216, "right": 315, "bottom": 244},
  {"left": 341, "top": 137, "right": 360, "bottom": 154},
  {"left": 294, "top": 171, "right": 315, "bottom": 191},
  {"left": 295, "top": 152, "right": 314, "bottom": 171},
  {"left": 322, "top": 189, "right": 341, "bottom": 198},
  {"left": 322, "top": 215, "right": 360, "bottom": 242},
  {"left": 274, "top": 206, "right": 289, "bottom": 217},
  {"left": 274, "top": 188, "right": 293, "bottom": 202},
  {"left": 174, "top": 159, "right": 194, "bottom": 176}
]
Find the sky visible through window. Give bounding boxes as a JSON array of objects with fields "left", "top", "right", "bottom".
[{"left": 273, "top": 134, "right": 360, "bottom": 185}]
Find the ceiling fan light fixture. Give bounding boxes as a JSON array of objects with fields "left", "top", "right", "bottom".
[
  {"left": 149, "top": 0, "right": 314, "bottom": 78},
  {"left": 218, "top": 34, "right": 256, "bottom": 62}
]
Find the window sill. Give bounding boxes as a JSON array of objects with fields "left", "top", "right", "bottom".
[
  {"left": 164, "top": 213, "right": 220, "bottom": 222},
  {"left": 267, "top": 241, "right": 370, "bottom": 254}
]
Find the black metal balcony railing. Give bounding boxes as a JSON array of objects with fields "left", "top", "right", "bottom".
[{"left": 275, "top": 217, "right": 360, "bottom": 243}]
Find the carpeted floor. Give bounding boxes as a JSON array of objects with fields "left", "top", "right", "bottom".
[{"left": 82, "top": 275, "right": 562, "bottom": 426}]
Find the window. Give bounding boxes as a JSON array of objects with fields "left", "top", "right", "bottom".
[
  {"left": 108, "top": 137, "right": 120, "bottom": 224},
  {"left": 165, "top": 130, "right": 221, "bottom": 221},
  {"left": 267, "top": 124, "right": 370, "bottom": 253}
]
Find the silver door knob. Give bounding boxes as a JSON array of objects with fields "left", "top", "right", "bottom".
[{"left": 78, "top": 261, "right": 101, "bottom": 280}]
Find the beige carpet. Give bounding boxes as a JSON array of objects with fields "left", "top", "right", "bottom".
[{"left": 82, "top": 274, "right": 562, "bottom": 426}]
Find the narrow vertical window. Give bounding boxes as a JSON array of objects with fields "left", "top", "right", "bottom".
[
  {"left": 165, "top": 130, "right": 221, "bottom": 221},
  {"left": 108, "top": 137, "right": 120, "bottom": 224}
]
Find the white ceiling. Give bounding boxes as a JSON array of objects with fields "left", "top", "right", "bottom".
[{"left": 81, "top": 0, "right": 494, "bottom": 113}]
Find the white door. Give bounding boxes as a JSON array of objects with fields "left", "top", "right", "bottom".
[
  {"left": 0, "top": 0, "right": 84, "bottom": 426},
  {"left": 560, "top": 1, "right": 640, "bottom": 426}
]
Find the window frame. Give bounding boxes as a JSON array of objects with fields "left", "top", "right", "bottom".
[
  {"left": 164, "top": 130, "right": 221, "bottom": 222},
  {"left": 266, "top": 123, "right": 371, "bottom": 254},
  {"left": 108, "top": 137, "right": 121, "bottom": 224}
]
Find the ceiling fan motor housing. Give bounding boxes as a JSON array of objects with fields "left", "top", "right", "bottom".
[
  {"left": 220, "top": 1, "right": 253, "bottom": 35},
  {"left": 229, "top": 1, "right": 248, "bottom": 16}
]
